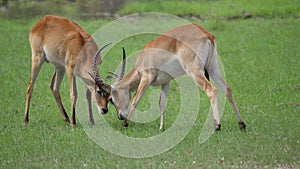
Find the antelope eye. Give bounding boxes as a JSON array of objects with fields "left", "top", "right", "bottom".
[
  {"left": 102, "top": 91, "right": 109, "bottom": 98},
  {"left": 97, "top": 89, "right": 109, "bottom": 98}
]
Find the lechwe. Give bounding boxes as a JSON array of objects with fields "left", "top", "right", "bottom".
[
  {"left": 92, "top": 23, "right": 246, "bottom": 131},
  {"left": 23, "top": 15, "right": 111, "bottom": 127}
]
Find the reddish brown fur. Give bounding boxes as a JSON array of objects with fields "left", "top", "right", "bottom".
[
  {"left": 142, "top": 24, "right": 215, "bottom": 53},
  {"left": 192, "top": 23, "right": 215, "bottom": 46},
  {"left": 24, "top": 15, "right": 109, "bottom": 127},
  {"left": 111, "top": 23, "right": 245, "bottom": 130}
]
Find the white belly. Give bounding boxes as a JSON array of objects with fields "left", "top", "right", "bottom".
[
  {"left": 43, "top": 47, "right": 65, "bottom": 67},
  {"left": 151, "top": 57, "right": 185, "bottom": 86}
]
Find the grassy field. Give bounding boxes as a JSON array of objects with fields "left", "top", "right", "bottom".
[
  {"left": 0, "top": 0, "right": 299, "bottom": 168},
  {"left": 120, "top": 0, "right": 299, "bottom": 19}
]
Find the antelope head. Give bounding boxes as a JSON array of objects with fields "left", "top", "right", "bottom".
[
  {"left": 109, "top": 48, "right": 129, "bottom": 120},
  {"left": 90, "top": 46, "right": 127, "bottom": 118},
  {"left": 88, "top": 44, "right": 112, "bottom": 114}
]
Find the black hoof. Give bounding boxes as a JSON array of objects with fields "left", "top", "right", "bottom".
[
  {"left": 101, "top": 108, "right": 108, "bottom": 114},
  {"left": 123, "top": 121, "right": 129, "bottom": 128},
  {"left": 215, "top": 124, "right": 221, "bottom": 131},
  {"left": 239, "top": 121, "right": 246, "bottom": 131},
  {"left": 118, "top": 115, "right": 126, "bottom": 121}
]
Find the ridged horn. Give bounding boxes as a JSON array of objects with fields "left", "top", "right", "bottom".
[
  {"left": 90, "top": 43, "right": 111, "bottom": 87},
  {"left": 117, "top": 47, "right": 126, "bottom": 81}
]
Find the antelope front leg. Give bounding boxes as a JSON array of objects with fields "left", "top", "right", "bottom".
[
  {"left": 49, "top": 68, "right": 70, "bottom": 122},
  {"left": 124, "top": 73, "right": 154, "bottom": 127},
  {"left": 86, "top": 89, "right": 95, "bottom": 125},
  {"left": 159, "top": 82, "right": 170, "bottom": 130},
  {"left": 68, "top": 74, "right": 78, "bottom": 127}
]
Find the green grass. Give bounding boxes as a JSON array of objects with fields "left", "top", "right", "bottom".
[
  {"left": 120, "top": 0, "right": 300, "bottom": 19},
  {"left": 1, "top": 1, "right": 300, "bottom": 168}
]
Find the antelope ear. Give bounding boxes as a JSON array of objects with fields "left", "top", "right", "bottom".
[{"left": 111, "top": 87, "right": 117, "bottom": 95}]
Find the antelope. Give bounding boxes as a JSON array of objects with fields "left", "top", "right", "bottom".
[
  {"left": 23, "top": 15, "right": 111, "bottom": 127},
  {"left": 92, "top": 23, "right": 246, "bottom": 131}
]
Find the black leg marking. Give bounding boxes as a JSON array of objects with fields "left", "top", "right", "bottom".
[
  {"left": 204, "top": 69, "right": 210, "bottom": 81},
  {"left": 239, "top": 121, "right": 246, "bottom": 131},
  {"left": 215, "top": 124, "right": 221, "bottom": 131}
]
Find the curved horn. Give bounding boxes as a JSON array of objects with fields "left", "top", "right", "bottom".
[
  {"left": 117, "top": 47, "right": 126, "bottom": 81},
  {"left": 91, "top": 43, "right": 111, "bottom": 86}
]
